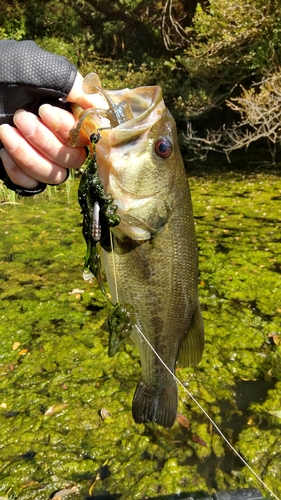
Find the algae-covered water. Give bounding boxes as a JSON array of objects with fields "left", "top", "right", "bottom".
[{"left": 0, "top": 165, "right": 281, "bottom": 499}]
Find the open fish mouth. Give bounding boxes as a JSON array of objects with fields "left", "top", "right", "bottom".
[
  {"left": 105, "top": 86, "right": 166, "bottom": 146},
  {"left": 69, "top": 72, "right": 165, "bottom": 147}
]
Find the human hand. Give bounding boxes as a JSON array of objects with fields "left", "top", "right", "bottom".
[{"left": 0, "top": 72, "right": 103, "bottom": 192}]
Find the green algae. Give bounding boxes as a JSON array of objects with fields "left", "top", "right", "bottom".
[{"left": 0, "top": 169, "right": 280, "bottom": 498}]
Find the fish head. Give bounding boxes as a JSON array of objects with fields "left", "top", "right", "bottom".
[
  {"left": 94, "top": 86, "right": 185, "bottom": 239},
  {"left": 70, "top": 81, "right": 186, "bottom": 240}
]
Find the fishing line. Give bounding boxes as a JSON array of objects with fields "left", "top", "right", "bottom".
[
  {"left": 109, "top": 234, "right": 279, "bottom": 499},
  {"left": 135, "top": 324, "right": 279, "bottom": 500}
]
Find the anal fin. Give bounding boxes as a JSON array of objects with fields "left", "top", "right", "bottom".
[{"left": 177, "top": 301, "right": 205, "bottom": 367}]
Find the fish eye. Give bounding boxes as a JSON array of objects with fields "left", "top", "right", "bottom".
[{"left": 154, "top": 138, "right": 173, "bottom": 158}]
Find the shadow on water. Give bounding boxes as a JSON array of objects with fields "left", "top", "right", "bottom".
[
  {"left": 140, "top": 376, "right": 277, "bottom": 493},
  {"left": 235, "top": 379, "right": 276, "bottom": 417},
  {"left": 184, "top": 148, "right": 281, "bottom": 178},
  {"left": 204, "top": 377, "right": 276, "bottom": 487}
]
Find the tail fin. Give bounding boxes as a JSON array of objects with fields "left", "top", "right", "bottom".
[{"left": 132, "top": 381, "right": 178, "bottom": 428}]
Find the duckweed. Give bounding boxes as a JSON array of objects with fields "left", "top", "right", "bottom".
[{"left": 0, "top": 167, "right": 280, "bottom": 498}]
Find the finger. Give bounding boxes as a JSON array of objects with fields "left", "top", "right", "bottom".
[
  {"left": 38, "top": 104, "right": 90, "bottom": 147},
  {"left": 0, "top": 148, "right": 40, "bottom": 189},
  {"left": 13, "top": 109, "right": 86, "bottom": 168},
  {"left": 0, "top": 124, "right": 75, "bottom": 185}
]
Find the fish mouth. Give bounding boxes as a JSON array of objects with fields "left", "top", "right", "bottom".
[
  {"left": 69, "top": 81, "right": 165, "bottom": 149},
  {"left": 94, "top": 85, "right": 164, "bottom": 146}
]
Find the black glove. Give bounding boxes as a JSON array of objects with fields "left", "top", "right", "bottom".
[{"left": 0, "top": 40, "right": 77, "bottom": 196}]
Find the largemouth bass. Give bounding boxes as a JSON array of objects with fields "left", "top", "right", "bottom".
[{"left": 70, "top": 76, "right": 205, "bottom": 428}]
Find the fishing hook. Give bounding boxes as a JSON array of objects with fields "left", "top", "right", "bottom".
[{"left": 90, "top": 126, "right": 113, "bottom": 145}]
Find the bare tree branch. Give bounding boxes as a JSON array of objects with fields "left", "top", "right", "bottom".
[
  {"left": 183, "top": 74, "right": 281, "bottom": 163},
  {"left": 161, "top": 0, "right": 190, "bottom": 50}
]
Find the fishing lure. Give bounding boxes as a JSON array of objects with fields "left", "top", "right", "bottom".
[
  {"left": 78, "top": 132, "right": 120, "bottom": 279},
  {"left": 82, "top": 72, "right": 133, "bottom": 126},
  {"left": 107, "top": 303, "right": 135, "bottom": 357},
  {"left": 77, "top": 132, "right": 135, "bottom": 356},
  {"left": 70, "top": 74, "right": 137, "bottom": 358},
  {"left": 68, "top": 72, "right": 133, "bottom": 148}
]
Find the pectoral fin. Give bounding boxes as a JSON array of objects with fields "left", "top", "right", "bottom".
[{"left": 177, "top": 301, "right": 205, "bottom": 367}]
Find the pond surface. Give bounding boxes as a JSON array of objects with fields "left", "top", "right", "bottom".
[{"left": 0, "top": 166, "right": 280, "bottom": 499}]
